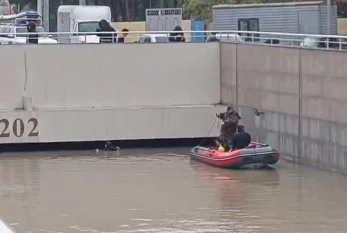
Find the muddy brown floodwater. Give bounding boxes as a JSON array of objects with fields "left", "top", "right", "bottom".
[{"left": 0, "top": 147, "right": 347, "bottom": 233}]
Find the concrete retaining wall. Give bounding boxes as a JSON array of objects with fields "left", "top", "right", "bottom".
[
  {"left": 1, "top": 43, "right": 220, "bottom": 110},
  {"left": 0, "top": 43, "right": 223, "bottom": 143},
  {"left": 0, "top": 105, "right": 224, "bottom": 144},
  {"left": 220, "top": 43, "right": 347, "bottom": 174},
  {"left": 2, "top": 41, "right": 347, "bottom": 174}
]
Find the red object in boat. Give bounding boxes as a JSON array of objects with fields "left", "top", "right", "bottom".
[{"left": 189, "top": 142, "right": 280, "bottom": 169}]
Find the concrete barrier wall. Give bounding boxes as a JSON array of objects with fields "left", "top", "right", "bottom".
[
  {"left": 0, "top": 46, "right": 27, "bottom": 110},
  {"left": 3, "top": 41, "right": 347, "bottom": 175},
  {"left": 220, "top": 43, "right": 347, "bottom": 174},
  {"left": 1, "top": 43, "right": 220, "bottom": 110},
  {"left": 300, "top": 49, "right": 347, "bottom": 173},
  {"left": 0, "top": 105, "right": 224, "bottom": 144},
  {"left": 0, "top": 43, "right": 223, "bottom": 143}
]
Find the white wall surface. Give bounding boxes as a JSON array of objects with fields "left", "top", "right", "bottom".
[
  {"left": 21, "top": 43, "right": 220, "bottom": 109},
  {"left": 0, "top": 43, "right": 222, "bottom": 143},
  {"left": 0, "top": 105, "right": 224, "bottom": 143},
  {"left": 0, "top": 46, "right": 26, "bottom": 110}
]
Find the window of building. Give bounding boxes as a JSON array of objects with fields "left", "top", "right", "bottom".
[{"left": 237, "top": 18, "right": 260, "bottom": 41}]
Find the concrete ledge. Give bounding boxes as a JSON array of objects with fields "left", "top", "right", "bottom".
[{"left": 0, "top": 105, "right": 225, "bottom": 144}]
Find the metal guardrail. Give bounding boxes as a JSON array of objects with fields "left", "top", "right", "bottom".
[{"left": 0, "top": 30, "right": 347, "bottom": 50}]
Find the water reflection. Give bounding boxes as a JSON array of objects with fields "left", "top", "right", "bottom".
[
  {"left": 0, "top": 155, "right": 40, "bottom": 232},
  {"left": 190, "top": 160, "right": 281, "bottom": 231},
  {"left": 0, "top": 157, "right": 40, "bottom": 200},
  {"left": 190, "top": 160, "right": 280, "bottom": 201}
]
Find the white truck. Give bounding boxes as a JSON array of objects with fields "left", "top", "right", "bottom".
[{"left": 57, "top": 5, "right": 112, "bottom": 44}]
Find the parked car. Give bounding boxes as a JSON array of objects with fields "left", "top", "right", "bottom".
[
  {"left": 215, "top": 33, "right": 245, "bottom": 43},
  {"left": 300, "top": 36, "right": 341, "bottom": 49},
  {"left": 138, "top": 33, "right": 169, "bottom": 43}
]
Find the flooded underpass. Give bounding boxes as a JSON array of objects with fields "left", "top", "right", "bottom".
[{"left": 1, "top": 148, "right": 347, "bottom": 233}]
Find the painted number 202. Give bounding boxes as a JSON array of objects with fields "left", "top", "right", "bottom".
[{"left": 0, "top": 118, "right": 39, "bottom": 138}]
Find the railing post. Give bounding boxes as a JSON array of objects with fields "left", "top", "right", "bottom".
[{"left": 235, "top": 43, "right": 239, "bottom": 109}]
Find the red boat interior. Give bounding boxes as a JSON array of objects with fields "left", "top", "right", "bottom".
[{"left": 204, "top": 142, "right": 265, "bottom": 158}]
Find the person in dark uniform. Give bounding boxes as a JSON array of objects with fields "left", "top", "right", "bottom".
[
  {"left": 27, "top": 21, "right": 38, "bottom": 44},
  {"left": 169, "top": 26, "right": 185, "bottom": 42},
  {"left": 96, "top": 19, "right": 116, "bottom": 43},
  {"left": 232, "top": 125, "right": 251, "bottom": 150},
  {"left": 216, "top": 106, "right": 241, "bottom": 147}
]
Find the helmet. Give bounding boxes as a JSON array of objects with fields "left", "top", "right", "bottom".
[{"left": 218, "top": 145, "right": 225, "bottom": 152}]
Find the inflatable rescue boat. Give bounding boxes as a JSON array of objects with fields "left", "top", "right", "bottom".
[{"left": 189, "top": 142, "right": 280, "bottom": 169}]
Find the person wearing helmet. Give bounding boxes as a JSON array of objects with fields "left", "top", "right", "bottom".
[
  {"left": 232, "top": 124, "right": 251, "bottom": 150},
  {"left": 216, "top": 105, "right": 241, "bottom": 148}
]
